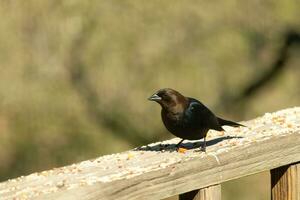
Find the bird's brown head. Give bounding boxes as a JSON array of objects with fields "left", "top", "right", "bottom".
[{"left": 148, "top": 88, "right": 188, "bottom": 113}]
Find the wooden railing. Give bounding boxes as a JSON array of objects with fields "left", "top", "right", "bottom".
[{"left": 0, "top": 107, "right": 299, "bottom": 200}]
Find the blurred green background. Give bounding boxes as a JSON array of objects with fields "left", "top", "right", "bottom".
[{"left": 0, "top": 1, "right": 299, "bottom": 199}]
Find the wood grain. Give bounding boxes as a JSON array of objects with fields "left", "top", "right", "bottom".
[
  {"left": 271, "top": 162, "right": 300, "bottom": 200},
  {"left": 0, "top": 107, "right": 299, "bottom": 200},
  {"left": 179, "top": 185, "right": 221, "bottom": 200}
]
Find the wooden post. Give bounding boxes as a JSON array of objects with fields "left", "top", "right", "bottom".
[
  {"left": 179, "top": 184, "right": 221, "bottom": 200},
  {"left": 271, "top": 162, "right": 300, "bottom": 200}
]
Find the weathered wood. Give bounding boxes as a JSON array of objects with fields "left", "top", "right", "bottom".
[
  {"left": 179, "top": 185, "right": 221, "bottom": 200},
  {"left": 0, "top": 107, "right": 299, "bottom": 200},
  {"left": 271, "top": 162, "right": 300, "bottom": 200}
]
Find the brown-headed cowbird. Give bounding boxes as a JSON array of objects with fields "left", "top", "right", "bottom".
[{"left": 148, "top": 88, "right": 244, "bottom": 152}]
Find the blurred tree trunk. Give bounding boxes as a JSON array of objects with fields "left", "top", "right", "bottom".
[{"left": 220, "top": 31, "right": 300, "bottom": 115}]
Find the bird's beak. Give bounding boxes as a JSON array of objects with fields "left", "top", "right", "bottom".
[{"left": 148, "top": 93, "right": 162, "bottom": 101}]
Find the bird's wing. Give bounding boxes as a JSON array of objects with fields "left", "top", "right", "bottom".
[{"left": 185, "top": 98, "right": 223, "bottom": 130}]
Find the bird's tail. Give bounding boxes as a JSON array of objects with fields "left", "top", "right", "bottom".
[{"left": 217, "top": 117, "right": 245, "bottom": 127}]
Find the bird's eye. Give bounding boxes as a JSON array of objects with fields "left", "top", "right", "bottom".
[
  {"left": 156, "top": 91, "right": 172, "bottom": 103},
  {"left": 162, "top": 95, "right": 171, "bottom": 102}
]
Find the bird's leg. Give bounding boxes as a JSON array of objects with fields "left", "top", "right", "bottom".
[
  {"left": 175, "top": 139, "right": 184, "bottom": 150},
  {"left": 200, "top": 137, "right": 206, "bottom": 152}
]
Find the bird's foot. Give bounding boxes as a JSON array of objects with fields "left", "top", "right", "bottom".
[
  {"left": 200, "top": 146, "right": 206, "bottom": 152},
  {"left": 175, "top": 145, "right": 181, "bottom": 152},
  {"left": 175, "top": 144, "right": 188, "bottom": 153},
  {"left": 194, "top": 146, "right": 206, "bottom": 153}
]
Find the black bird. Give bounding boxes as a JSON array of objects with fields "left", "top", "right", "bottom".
[{"left": 148, "top": 88, "right": 244, "bottom": 152}]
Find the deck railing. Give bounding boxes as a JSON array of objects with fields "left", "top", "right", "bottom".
[{"left": 0, "top": 107, "right": 299, "bottom": 200}]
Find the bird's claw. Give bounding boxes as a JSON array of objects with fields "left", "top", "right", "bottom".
[
  {"left": 194, "top": 146, "right": 206, "bottom": 153},
  {"left": 200, "top": 146, "right": 206, "bottom": 152},
  {"left": 175, "top": 145, "right": 181, "bottom": 152}
]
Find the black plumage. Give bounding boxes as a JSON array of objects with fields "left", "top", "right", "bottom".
[{"left": 148, "top": 88, "right": 244, "bottom": 151}]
